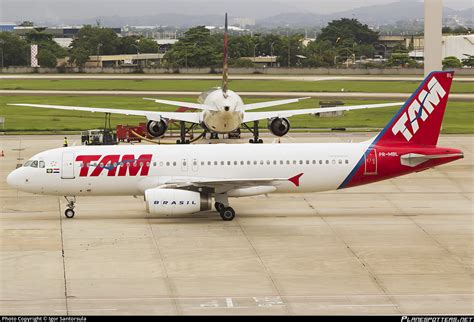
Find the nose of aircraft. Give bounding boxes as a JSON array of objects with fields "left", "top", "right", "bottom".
[{"left": 6, "top": 169, "right": 20, "bottom": 188}]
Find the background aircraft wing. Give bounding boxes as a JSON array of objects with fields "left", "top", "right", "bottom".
[
  {"left": 9, "top": 103, "right": 202, "bottom": 124},
  {"left": 241, "top": 97, "right": 310, "bottom": 111},
  {"left": 143, "top": 98, "right": 218, "bottom": 111},
  {"left": 243, "top": 102, "right": 404, "bottom": 123}
]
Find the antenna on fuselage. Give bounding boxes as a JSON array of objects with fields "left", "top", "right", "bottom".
[{"left": 222, "top": 12, "right": 229, "bottom": 98}]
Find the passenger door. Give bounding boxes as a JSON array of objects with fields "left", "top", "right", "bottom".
[
  {"left": 364, "top": 149, "right": 377, "bottom": 175},
  {"left": 61, "top": 152, "right": 75, "bottom": 179}
]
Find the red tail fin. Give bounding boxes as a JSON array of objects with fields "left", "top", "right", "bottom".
[{"left": 376, "top": 71, "right": 453, "bottom": 146}]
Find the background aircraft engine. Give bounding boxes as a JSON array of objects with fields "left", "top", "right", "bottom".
[
  {"left": 145, "top": 188, "right": 212, "bottom": 216},
  {"left": 268, "top": 117, "right": 290, "bottom": 137},
  {"left": 146, "top": 119, "right": 168, "bottom": 137}
]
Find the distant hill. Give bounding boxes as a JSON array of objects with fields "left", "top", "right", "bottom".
[
  {"left": 259, "top": 1, "right": 471, "bottom": 27},
  {"left": 62, "top": 0, "right": 473, "bottom": 29},
  {"left": 70, "top": 14, "right": 225, "bottom": 28}
]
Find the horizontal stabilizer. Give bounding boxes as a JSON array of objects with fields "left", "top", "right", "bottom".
[
  {"left": 143, "top": 98, "right": 218, "bottom": 111},
  {"left": 242, "top": 97, "right": 310, "bottom": 111},
  {"left": 400, "top": 152, "right": 464, "bottom": 167}
]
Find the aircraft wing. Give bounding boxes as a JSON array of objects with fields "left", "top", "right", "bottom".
[
  {"left": 242, "top": 97, "right": 310, "bottom": 111},
  {"left": 159, "top": 173, "right": 304, "bottom": 191},
  {"left": 143, "top": 98, "right": 218, "bottom": 111},
  {"left": 9, "top": 103, "right": 202, "bottom": 124},
  {"left": 243, "top": 102, "right": 404, "bottom": 123}
]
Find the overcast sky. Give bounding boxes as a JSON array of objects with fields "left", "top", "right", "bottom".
[{"left": 1, "top": 0, "right": 472, "bottom": 22}]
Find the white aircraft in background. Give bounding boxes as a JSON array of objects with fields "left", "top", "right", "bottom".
[
  {"left": 7, "top": 72, "right": 462, "bottom": 221},
  {"left": 10, "top": 13, "right": 403, "bottom": 144}
]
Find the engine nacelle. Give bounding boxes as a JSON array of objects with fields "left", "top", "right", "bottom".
[
  {"left": 147, "top": 119, "right": 168, "bottom": 138},
  {"left": 268, "top": 117, "right": 290, "bottom": 137},
  {"left": 145, "top": 188, "right": 212, "bottom": 216}
]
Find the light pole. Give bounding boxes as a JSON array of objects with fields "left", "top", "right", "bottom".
[
  {"left": 96, "top": 42, "right": 102, "bottom": 68},
  {"left": 132, "top": 44, "right": 139, "bottom": 67},
  {"left": 270, "top": 41, "right": 275, "bottom": 67},
  {"left": 253, "top": 43, "right": 259, "bottom": 69}
]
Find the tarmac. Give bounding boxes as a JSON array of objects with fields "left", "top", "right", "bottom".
[{"left": 0, "top": 133, "right": 472, "bottom": 315}]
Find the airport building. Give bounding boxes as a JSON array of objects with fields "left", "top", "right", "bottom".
[
  {"left": 86, "top": 53, "right": 165, "bottom": 67},
  {"left": 378, "top": 34, "right": 474, "bottom": 61}
]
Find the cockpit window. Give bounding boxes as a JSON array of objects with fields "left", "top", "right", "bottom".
[
  {"left": 39, "top": 161, "right": 45, "bottom": 168},
  {"left": 23, "top": 160, "right": 33, "bottom": 167},
  {"left": 31, "top": 161, "right": 38, "bottom": 168}
]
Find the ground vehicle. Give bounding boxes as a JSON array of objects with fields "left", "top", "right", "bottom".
[
  {"left": 81, "top": 129, "right": 117, "bottom": 145},
  {"left": 116, "top": 123, "right": 149, "bottom": 142}
]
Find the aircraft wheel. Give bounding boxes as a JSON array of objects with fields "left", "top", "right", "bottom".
[
  {"left": 214, "top": 202, "right": 224, "bottom": 212},
  {"left": 185, "top": 139, "right": 190, "bottom": 144},
  {"left": 64, "top": 209, "right": 75, "bottom": 218},
  {"left": 258, "top": 139, "right": 263, "bottom": 143},
  {"left": 220, "top": 207, "right": 235, "bottom": 221},
  {"left": 249, "top": 139, "right": 254, "bottom": 143}
]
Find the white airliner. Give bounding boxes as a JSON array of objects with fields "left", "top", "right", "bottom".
[
  {"left": 7, "top": 71, "right": 463, "bottom": 221},
  {"left": 9, "top": 13, "right": 403, "bottom": 143}
]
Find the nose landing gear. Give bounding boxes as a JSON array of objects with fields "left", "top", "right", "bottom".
[{"left": 64, "top": 196, "right": 76, "bottom": 218}]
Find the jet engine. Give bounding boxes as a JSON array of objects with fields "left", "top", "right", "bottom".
[
  {"left": 146, "top": 119, "right": 168, "bottom": 138},
  {"left": 268, "top": 117, "right": 290, "bottom": 137},
  {"left": 145, "top": 188, "right": 212, "bottom": 216}
]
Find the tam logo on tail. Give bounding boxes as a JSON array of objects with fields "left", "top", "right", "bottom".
[
  {"left": 392, "top": 76, "right": 446, "bottom": 142},
  {"left": 374, "top": 71, "right": 453, "bottom": 147}
]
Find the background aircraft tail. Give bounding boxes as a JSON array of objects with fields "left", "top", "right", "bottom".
[
  {"left": 374, "top": 71, "right": 454, "bottom": 147},
  {"left": 222, "top": 13, "right": 229, "bottom": 96}
]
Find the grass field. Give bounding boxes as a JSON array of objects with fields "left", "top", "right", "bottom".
[
  {"left": 1, "top": 95, "right": 472, "bottom": 133},
  {"left": 1, "top": 79, "right": 473, "bottom": 93}
]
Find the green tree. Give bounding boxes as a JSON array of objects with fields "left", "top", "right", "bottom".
[
  {"left": 277, "top": 34, "right": 304, "bottom": 67},
  {"left": 69, "top": 48, "right": 90, "bottom": 67},
  {"left": 0, "top": 32, "right": 29, "bottom": 67},
  {"left": 37, "top": 50, "right": 57, "bottom": 67},
  {"left": 164, "top": 26, "right": 220, "bottom": 68},
  {"left": 442, "top": 56, "right": 462, "bottom": 69},
  {"left": 317, "top": 18, "right": 379, "bottom": 45},
  {"left": 69, "top": 25, "right": 120, "bottom": 66},
  {"left": 303, "top": 39, "right": 336, "bottom": 67},
  {"left": 461, "top": 54, "right": 474, "bottom": 67},
  {"left": 138, "top": 37, "right": 159, "bottom": 53},
  {"left": 229, "top": 57, "right": 254, "bottom": 67},
  {"left": 385, "top": 53, "right": 417, "bottom": 67},
  {"left": 228, "top": 34, "right": 254, "bottom": 58},
  {"left": 117, "top": 36, "right": 140, "bottom": 54}
]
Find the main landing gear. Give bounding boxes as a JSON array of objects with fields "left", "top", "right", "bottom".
[
  {"left": 214, "top": 193, "right": 236, "bottom": 221},
  {"left": 64, "top": 196, "right": 76, "bottom": 218},
  {"left": 215, "top": 202, "right": 235, "bottom": 221},
  {"left": 243, "top": 120, "right": 263, "bottom": 144}
]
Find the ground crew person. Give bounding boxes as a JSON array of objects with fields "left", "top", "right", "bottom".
[{"left": 63, "top": 137, "right": 68, "bottom": 147}]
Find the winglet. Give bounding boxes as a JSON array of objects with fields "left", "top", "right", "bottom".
[{"left": 288, "top": 173, "right": 304, "bottom": 187}]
